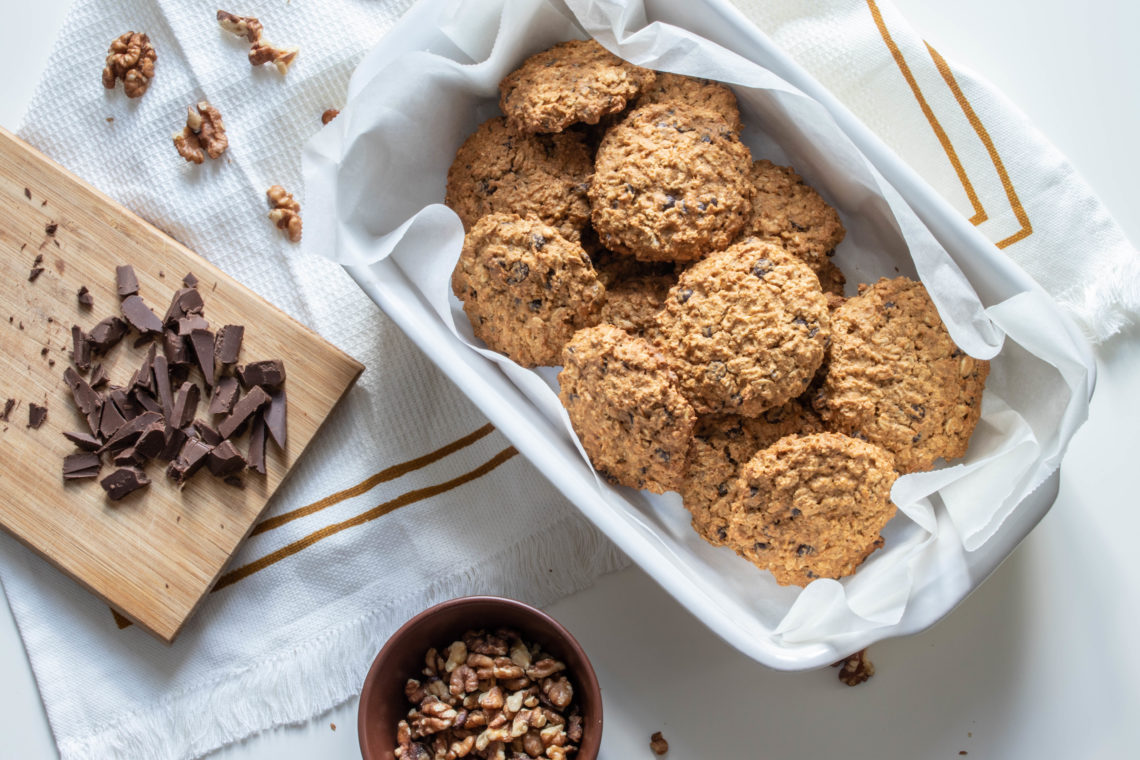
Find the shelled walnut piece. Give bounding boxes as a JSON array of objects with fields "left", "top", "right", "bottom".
[
  {"left": 216, "top": 10, "right": 298, "bottom": 75},
  {"left": 395, "top": 629, "right": 583, "bottom": 760},
  {"left": 266, "top": 185, "right": 302, "bottom": 243},
  {"left": 173, "top": 101, "right": 228, "bottom": 164},
  {"left": 101, "top": 32, "right": 157, "bottom": 98}
]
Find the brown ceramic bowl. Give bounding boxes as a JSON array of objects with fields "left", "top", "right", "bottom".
[{"left": 358, "top": 596, "right": 602, "bottom": 759}]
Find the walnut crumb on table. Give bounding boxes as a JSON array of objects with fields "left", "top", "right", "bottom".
[
  {"left": 173, "top": 101, "right": 228, "bottom": 164},
  {"left": 101, "top": 31, "right": 156, "bottom": 98},
  {"left": 266, "top": 186, "right": 302, "bottom": 243},
  {"left": 832, "top": 648, "right": 875, "bottom": 686},
  {"left": 650, "top": 730, "right": 669, "bottom": 755}
]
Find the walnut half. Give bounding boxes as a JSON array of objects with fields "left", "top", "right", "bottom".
[
  {"left": 217, "top": 9, "right": 298, "bottom": 75},
  {"left": 173, "top": 102, "right": 228, "bottom": 164},
  {"left": 833, "top": 648, "right": 875, "bottom": 686},
  {"left": 102, "top": 32, "right": 157, "bottom": 98},
  {"left": 267, "top": 186, "right": 302, "bottom": 243}
]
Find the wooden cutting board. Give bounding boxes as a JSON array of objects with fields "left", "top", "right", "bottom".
[{"left": 0, "top": 127, "right": 364, "bottom": 642}]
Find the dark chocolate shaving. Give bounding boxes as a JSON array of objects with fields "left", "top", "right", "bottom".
[
  {"left": 236, "top": 360, "right": 286, "bottom": 390},
  {"left": 209, "top": 376, "right": 239, "bottom": 416},
  {"left": 189, "top": 329, "right": 216, "bottom": 387},
  {"left": 219, "top": 385, "right": 270, "bottom": 439},
  {"left": 27, "top": 403, "right": 47, "bottom": 429},
  {"left": 1, "top": 399, "right": 14, "bottom": 422},
  {"left": 214, "top": 325, "right": 244, "bottom": 367},
  {"left": 265, "top": 388, "right": 287, "bottom": 449},
  {"left": 121, "top": 295, "right": 163, "bottom": 334},
  {"left": 63, "top": 451, "right": 102, "bottom": 479},
  {"left": 63, "top": 430, "right": 102, "bottom": 451},
  {"left": 207, "top": 440, "right": 246, "bottom": 477},
  {"left": 113, "top": 447, "right": 144, "bottom": 467},
  {"left": 115, "top": 265, "right": 139, "bottom": 298},
  {"left": 171, "top": 382, "right": 201, "bottom": 429},
  {"left": 77, "top": 286, "right": 94, "bottom": 308},
  {"left": 246, "top": 411, "right": 267, "bottom": 475},
  {"left": 28, "top": 267, "right": 45, "bottom": 282},
  {"left": 101, "top": 467, "right": 150, "bottom": 500},
  {"left": 88, "top": 316, "right": 128, "bottom": 352}
]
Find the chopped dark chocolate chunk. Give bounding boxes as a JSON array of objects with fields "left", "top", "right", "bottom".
[
  {"left": 265, "top": 388, "right": 287, "bottom": 449},
  {"left": 177, "top": 314, "right": 210, "bottom": 337},
  {"left": 63, "top": 451, "right": 102, "bottom": 479},
  {"left": 86, "top": 405, "right": 103, "bottom": 438},
  {"left": 219, "top": 385, "right": 270, "bottom": 439},
  {"left": 159, "top": 425, "right": 187, "bottom": 462},
  {"left": 236, "top": 360, "right": 286, "bottom": 390},
  {"left": 115, "top": 265, "right": 139, "bottom": 298},
  {"left": 163, "top": 329, "right": 191, "bottom": 366},
  {"left": 162, "top": 287, "right": 204, "bottom": 326},
  {"left": 132, "top": 389, "right": 161, "bottom": 414},
  {"left": 71, "top": 325, "right": 91, "bottom": 372},
  {"left": 90, "top": 364, "right": 109, "bottom": 388},
  {"left": 1, "top": 399, "right": 14, "bottom": 422},
  {"left": 207, "top": 440, "right": 246, "bottom": 477},
  {"left": 190, "top": 329, "right": 217, "bottom": 387},
  {"left": 63, "top": 366, "right": 101, "bottom": 416},
  {"left": 192, "top": 419, "right": 222, "bottom": 446},
  {"left": 99, "top": 411, "right": 162, "bottom": 453},
  {"left": 167, "top": 438, "right": 212, "bottom": 484},
  {"left": 63, "top": 430, "right": 102, "bottom": 450},
  {"left": 121, "top": 295, "right": 163, "bottom": 334},
  {"left": 109, "top": 388, "right": 143, "bottom": 420},
  {"left": 214, "top": 325, "right": 244, "bottom": 367},
  {"left": 209, "top": 376, "right": 240, "bottom": 416},
  {"left": 77, "top": 286, "right": 94, "bottom": 308},
  {"left": 27, "top": 403, "right": 47, "bottom": 429},
  {"left": 183, "top": 272, "right": 199, "bottom": 288},
  {"left": 171, "top": 381, "right": 201, "bottom": 429},
  {"left": 134, "top": 420, "right": 166, "bottom": 459},
  {"left": 101, "top": 467, "right": 150, "bottom": 500},
  {"left": 88, "top": 316, "right": 128, "bottom": 352},
  {"left": 247, "top": 411, "right": 267, "bottom": 475},
  {"left": 113, "top": 447, "right": 144, "bottom": 467},
  {"left": 98, "top": 401, "right": 127, "bottom": 441},
  {"left": 153, "top": 354, "right": 175, "bottom": 423},
  {"left": 28, "top": 267, "right": 44, "bottom": 282},
  {"left": 134, "top": 344, "right": 157, "bottom": 394},
  {"left": 131, "top": 333, "right": 156, "bottom": 348}
]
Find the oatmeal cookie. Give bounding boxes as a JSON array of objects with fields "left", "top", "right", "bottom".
[
  {"left": 452, "top": 214, "right": 605, "bottom": 367},
  {"left": 499, "top": 39, "right": 656, "bottom": 133},
  {"left": 596, "top": 269, "right": 677, "bottom": 340},
  {"left": 590, "top": 103, "right": 753, "bottom": 262},
  {"left": 682, "top": 400, "right": 823, "bottom": 546},
  {"left": 445, "top": 117, "right": 593, "bottom": 243},
  {"left": 813, "top": 277, "right": 989, "bottom": 473},
  {"left": 558, "top": 324, "right": 696, "bottom": 493},
  {"left": 738, "top": 160, "right": 846, "bottom": 280},
  {"left": 654, "top": 238, "right": 829, "bottom": 416},
  {"left": 635, "top": 72, "right": 742, "bottom": 133},
  {"left": 725, "top": 432, "right": 897, "bottom": 586}
]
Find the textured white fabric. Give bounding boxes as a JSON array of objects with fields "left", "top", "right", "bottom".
[{"left": 0, "top": 0, "right": 1133, "bottom": 758}]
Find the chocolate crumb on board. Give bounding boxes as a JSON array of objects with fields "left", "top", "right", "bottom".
[
  {"left": 45, "top": 222, "right": 58, "bottom": 236},
  {"left": 24, "top": 187, "right": 31, "bottom": 200},
  {"left": 832, "top": 648, "right": 875, "bottom": 686},
  {"left": 77, "top": 286, "right": 94, "bottom": 307},
  {"left": 650, "top": 731, "right": 669, "bottom": 755},
  {"left": 27, "top": 403, "right": 47, "bottom": 429},
  {"left": 28, "top": 267, "right": 44, "bottom": 282},
  {"left": 1, "top": 399, "right": 14, "bottom": 422}
]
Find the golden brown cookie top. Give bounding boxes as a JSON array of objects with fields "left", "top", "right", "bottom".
[
  {"left": 654, "top": 239, "right": 830, "bottom": 417},
  {"left": 738, "top": 160, "right": 846, "bottom": 276},
  {"left": 499, "top": 39, "right": 656, "bottom": 133},
  {"left": 445, "top": 117, "right": 593, "bottom": 243},
  {"left": 589, "top": 103, "right": 754, "bottom": 262},
  {"left": 813, "top": 277, "right": 989, "bottom": 473},
  {"left": 558, "top": 324, "right": 696, "bottom": 494},
  {"left": 451, "top": 214, "right": 605, "bottom": 367},
  {"left": 596, "top": 269, "right": 677, "bottom": 341},
  {"left": 634, "top": 73, "right": 743, "bottom": 133},
  {"left": 681, "top": 401, "right": 824, "bottom": 546},
  {"left": 725, "top": 432, "right": 898, "bottom": 586}
]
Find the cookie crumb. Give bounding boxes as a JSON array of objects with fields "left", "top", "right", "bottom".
[
  {"left": 832, "top": 648, "right": 874, "bottom": 686},
  {"left": 650, "top": 731, "right": 669, "bottom": 755}
]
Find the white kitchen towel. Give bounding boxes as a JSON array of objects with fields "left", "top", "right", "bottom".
[{"left": 0, "top": 2, "right": 1133, "bottom": 760}]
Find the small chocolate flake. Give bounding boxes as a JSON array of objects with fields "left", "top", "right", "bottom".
[
  {"left": 115, "top": 265, "right": 139, "bottom": 297},
  {"left": 219, "top": 385, "right": 270, "bottom": 439},
  {"left": 246, "top": 411, "right": 267, "bottom": 474},
  {"left": 71, "top": 325, "right": 91, "bottom": 372},
  {"left": 0, "top": 400, "right": 12, "bottom": 422},
  {"left": 77, "top": 286, "right": 94, "bottom": 308},
  {"left": 134, "top": 421, "right": 166, "bottom": 460},
  {"left": 193, "top": 419, "right": 222, "bottom": 446},
  {"left": 163, "top": 329, "right": 192, "bottom": 366},
  {"left": 167, "top": 437, "right": 213, "bottom": 484},
  {"left": 99, "top": 411, "right": 162, "bottom": 454},
  {"left": 45, "top": 222, "right": 58, "bottom": 236},
  {"left": 63, "top": 451, "right": 102, "bottom": 479},
  {"left": 214, "top": 325, "right": 244, "bottom": 366},
  {"left": 90, "top": 364, "right": 109, "bottom": 388},
  {"left": 24, "top": 187, "right": 31, "bottom": 200},
  {"left": 171, "top": 382, "right": 201, "bottom": 429},
  {"left": 182, "top": 272, "right": 199, "bottom": 288},
  {"left": 113, "top": 447, "right": 145, "bottom": 467},
  {"left": 101, "top": 467, "right": 150, "bottom": 501},
  {"left": 28, "top": 267, "right": 44, "bottom": 282},
  {"left": 88, "top": 316, "right": 128, "bottom": 352},
  {"left": 153, "top": 354, "right": 175, "bottom": 423},
  {"left": 177, "top": 314, "right": 210, "bottom": 337},
  {"left": 63, "top": 430, "right": 102, "bottom": 451},
  {"left": 32, "top": 253, "right": 43, "bottom": 267},
  {"left": 27, "top": 403, "right": 48, "bottom": 429},
  {"left": 98, "top": 401, "right": 127, "bottom": 441},
  {"left": 236, "top": 360, "right": 286, "bottom": 390},
  {"left": 207, "top": 439, "right": 246, "bottom": 477},
  {"left": 189, "top": 329, "right": 217, "bottom": 386},
  {"left": 208, "top": 376, "right": 240, "bottom": 416},
  {"left": 121, "top": 295, "right": 163, "bottom": 334},
  {"left": 265, "top": 388, "right": 286, "bottom": 449}
]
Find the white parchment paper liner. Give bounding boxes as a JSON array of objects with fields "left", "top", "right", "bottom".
[{"left": 303, "top": 0, "right": 1092, "bottom": 647}]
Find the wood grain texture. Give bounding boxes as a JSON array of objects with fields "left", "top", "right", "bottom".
[{"left": 0, "top": 127, "right": 363, "bottom": 642}]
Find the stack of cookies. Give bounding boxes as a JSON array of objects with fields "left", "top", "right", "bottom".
[{"left": 446, "top": 39, "right": 989, "bottom": 588}]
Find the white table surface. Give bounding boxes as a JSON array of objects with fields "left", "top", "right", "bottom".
[{"left": 2, "top": 1, "right": 1138, "bottom": 758}]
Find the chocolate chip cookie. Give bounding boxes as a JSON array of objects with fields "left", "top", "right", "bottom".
[
  {"left": 738, "top": 160, "right": 846, "bottom": 286},
  {"left": 452, "top": 214, "right": 605, "bottom": 367},
  {"left": 558, "top": 324, "right": 696, "bottom": 493},
  {"left": 682, "top": 400, "right": 824, "bottom": 546},
  {"left": 654, "top": 238, "right": 830, "bottom": 416},
  {"left": 813, "top": 277, "right": 989, "bottom": 473},
  {"left": 499, "top": 39, "right": 656, "bottom": 133},
  {"left": 445, "top": 117, "right": 593, "bottom": 243},
  {"left": 635, "top": 72, "right": 743, "bottom": 133},
  {"left": 725, "top": 432, "right": 897, "bottom": 586},
  {"left": 589, "top": 103, "right": 753, "bottom": 262}
]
